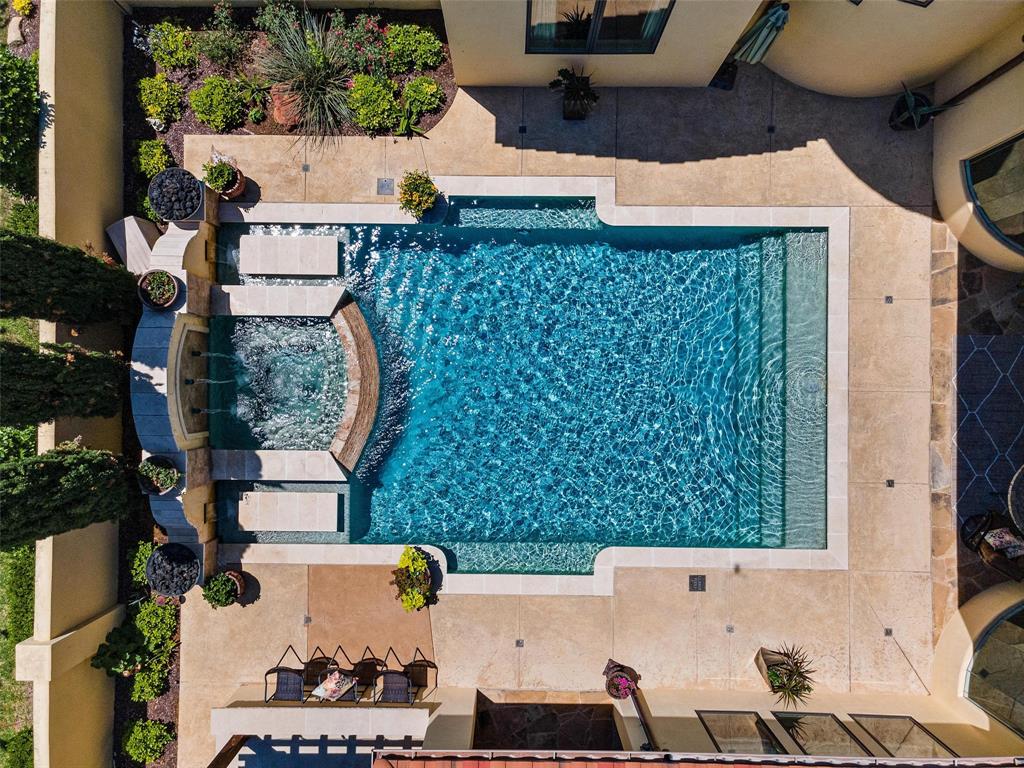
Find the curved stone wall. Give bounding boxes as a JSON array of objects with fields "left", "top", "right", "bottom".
[{"left": 329, "top": 292, "right": 381, "bottom": 475}]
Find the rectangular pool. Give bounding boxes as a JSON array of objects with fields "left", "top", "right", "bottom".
[{"left": 212, "top": 198, "right": 828, "bottom": 573}]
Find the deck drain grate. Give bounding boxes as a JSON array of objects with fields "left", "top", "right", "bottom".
[
  {"left": 515, "top": 639, "right": 524, "bottom": 648},
  {"left": 689, "top": 574, "right": 706, "bottom": 592},
  {"left": 518, "top": 124, "right": 527, "bottom": 134},
  {"left": 377, "top": 177, "right": 395, "bottom": 196},
  {"left": 726, "top": 624, "right": 735, "bottom": 634},
  {"left": 885, "top": 295, "right": 894, "bottom": 304},
  {"left": 884, "top": 627, "right": 893, "bottom": 637},
  {"left": 886, "top": 479, "right": 895, "bottom": 487},
  {"left": 301, "top": 163, "right": 310, "bottom": 173}
]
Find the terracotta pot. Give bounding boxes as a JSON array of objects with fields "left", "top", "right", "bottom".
[
  {"left": 271, "top": 83, "right": 301, "bottom": 129},
  {"left": 137, "top": 269, "right": 179, "bottom": 311},
  {"left": 225, "top": 570, "right": 246, "bottom": 598},
  {"left": 754, "top": 647, "right": 789, "bottom": 689},
  {"left": 222, "top": 168, "right": 247, "bottom": 200}
]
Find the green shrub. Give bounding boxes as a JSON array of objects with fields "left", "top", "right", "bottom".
[
  {"left": 137, "top": 189, "right": 161, "bottom": 223},
  {"left": 386, "top": 24, "right": 443, "bottom": 72},
  {"left": 402, "top": 75, "right": 443, "bottom": 118},
  {"left": 189, "top": 76, "right": 246, "bottom": 131},
  {"left": 12, "top": 0, "right": 33, "bottom": 17},
  {"left": 138, "top": 73, "right": 184, "bottom": 125},
  {"left": 129, "top": 541, "right": 155, "bottom": 588},
  {"left": 1, "top": 545, "right": 34, "bottom": 644},
  {"left": 197, "top": 0, "right": 247, "bottom": 67},
  {"left": 130, "top": 651, "right": 171, "bottom": 702},
  {"left": 201, "top": 572, "right": 237, "bottom": 608},
  {"left": 133, "top": 601, "right": 177, "bottom": 650},
  {"left": 248, "top": 105, "right": 266, "bottom": 124},
  {"left": 256, "top": 10, "right": 353, "bottom": 144},
  {"left": 148, "top": 21, "right": 199, "bottom": 70},
  {"left": 255, "top": 0, "right": 299, "bottom": 47},
  {"left": 333, "top": 12, "right": 390, "bottom": 75},
  {"left": 202, "top": 160, "right": 237, "bottom": 193},
  {"left": 347, "top": 75, "right": 400, "bottom": 134},
  {"left": 3, "top": 197, "right": 37, "bottom": 236},
  {"left": 0, "top": 728, "right": 33, "bottom": 768},
  {"left": 137, "top": 457, "right": 179, "bottom": 492},
  {"left": 397, "top": 169, "right": 438, "bottom": 219},
  {"left": 91, "top": 623, "right": 147, "bottom": 677},
  {"left": 0, "top": 426, "right": 35, "bottom": 463},
  {"left": 133, "top": 139, "right": 173, "bottom": 178},
  {"left": 0, "top": 46, "right": 39, "bottom": 196},
  {"left": 123, "top": 720, "right": 173, "bottom": 764}
]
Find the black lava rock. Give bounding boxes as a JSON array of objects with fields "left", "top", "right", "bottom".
[
  {"left": 146, "top": 543, "right": 201, "bottom": 597},
  {"left": 148, "top": 168, "right": 203, "bottom": 221}
]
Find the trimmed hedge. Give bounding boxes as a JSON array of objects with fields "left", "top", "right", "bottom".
[
  {"left": 1, "top": 546, "right": 35, "bottom": 644},
  {"left": 0, "top": 47, "right": 39, "bottom": 197}
]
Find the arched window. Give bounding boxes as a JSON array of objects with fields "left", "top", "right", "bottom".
[
  {"left": 966, "top": 601, "right": 1024, "bottom": 736},
  {"left": 964, "top": 132, "right": 1024, "bottom": 254}
]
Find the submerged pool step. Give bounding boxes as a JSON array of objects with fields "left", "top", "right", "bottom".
[
  {"left": 210, "top": 285, "right": 346, "bottom": 316},
  {"left": 236, "top": 491, "right": 340, "bottom": 532},
  {"left": 238, "top": 234, "right": 339, "bottom": 276},
  {"left": 211, "top": 450, "right": 347, "bottom": 482}
]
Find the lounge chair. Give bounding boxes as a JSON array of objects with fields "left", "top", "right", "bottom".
[{"left": 374, "top": 670, "right": 415, "bottom": 704}]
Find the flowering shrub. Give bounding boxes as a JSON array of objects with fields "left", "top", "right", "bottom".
[
  {"left": 148, "top": 21, "right": 199, "bottom": 70},
  {"left": 255, "top": 0, "right": 300, "bottom": 47},
  {"left": 138, "top": 73, "right": 184, "bottom": 124},
  {"left": 12, "top": 0, "right": 32, "bottom": 17},
  {"left": 347, "top": 74, "right": 400, "bottom": 134},
  {"left": 611, "top": 674, "right": 636, "bottom": 698},
  {"left": 197, "top": 0, "right": 248, "bottom": 67},
  {"left": 397, "top": 169, "right": 439, "bottom": 219},
  {"left": 189, "top": 75, "right": 246, "bottom": 131},
  {"left": 332, "top": 12, "right": 391, "bottom": 75},
  {"left": 390, "top": 545, "right": 432, "bottom": 612},
  {"left": 386, "top": 24, "right": 443, "bottom": 72}
]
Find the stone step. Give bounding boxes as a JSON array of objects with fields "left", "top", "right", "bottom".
[
  {"left": 211, "top": 450, "right": 348, "bottom": 481},
  {"left": 238, "top": 234, "right": 338, "bottom": 275},
  {"left": 210, "top": 285, "right": 345, "bottom": 316}
]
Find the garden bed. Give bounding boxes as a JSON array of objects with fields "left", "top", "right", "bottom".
[{"left": 122, "top": 4, "right": 456, "bottom": 220}]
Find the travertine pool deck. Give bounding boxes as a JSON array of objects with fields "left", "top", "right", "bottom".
[{"left": 178, "top": 65, "right": 962, "bottom": 763}]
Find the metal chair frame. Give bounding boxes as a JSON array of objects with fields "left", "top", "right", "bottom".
[{"left": 382, "top": 646, "right": 438, "bottom": 700}]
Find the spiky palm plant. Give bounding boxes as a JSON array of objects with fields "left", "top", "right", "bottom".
[
  {"left": 257, "top": 10, "right": 353, "bottom": 147},
  {"left": 765, "top": 644, "right": 816, "bottom": 708}
]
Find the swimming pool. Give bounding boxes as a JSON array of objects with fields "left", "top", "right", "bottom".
[{"left": 213, "top": 198, "right": 828, "bottom": 573}]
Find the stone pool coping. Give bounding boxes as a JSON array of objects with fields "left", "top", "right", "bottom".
[{"left": 218, "top": 176, "right": 850, "bottom": 595}]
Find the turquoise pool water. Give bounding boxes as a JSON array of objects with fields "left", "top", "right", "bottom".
[{"left": 213, "top": 199, "right": 827, "bottom": 573}]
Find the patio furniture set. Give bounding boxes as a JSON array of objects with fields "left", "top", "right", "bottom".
[{"left": 265, "top": 645, "right": 437, "bottom": 705}]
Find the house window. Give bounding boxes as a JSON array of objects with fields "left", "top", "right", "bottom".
[
  {"left": 851, "top": 715, "right": 956, "bottom": 758},
  {"left": 697, "top": 711, "right": 787, "bottom": 754},
  {"left": 774, "top": 712, "right": 870, "bottom": 757},
  {"left": 965, "top": 602, "right": 1024, "bottom": 737},
  {"left": 965, "top": 131, "right": 1024, "bottom": 253},
  {"left": 526, "top": 0, "right": 674, "bottom": 54}
]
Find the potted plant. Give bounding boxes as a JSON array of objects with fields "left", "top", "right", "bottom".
[
  {"left": 147, "top": 167, "right": 204, "bottom": 221},
  {"left": 549, "top": 67, "right": 599, "bottom": 120},
  {"left": 91, "top": 623, "right": 148, "bottom": 677},
  {"left": 137, "top": 269, "right": 179, "bottom": 310},
  {"left": 202, "top": 571, "right": 243, "bottom": 609},
  {"left": 889, "top": 82, "right": 956, "bottom": 131},
  {"left": 202, "top": 157, "right": 246, "bottom": 200},
  {"left": 755, "top": 645, "right": 816, "bottom": 708},
  {"left": 390, "top": 545, "right": 434, "bottom": 612},
  {"left": 137, "top": 456, "right": 180, "bottom": 495},
  {"left": 398, "top": 169, "right": 441, "bottom": 221},
  {"left": 146, "top": 543, "right": 201, "bottom": 598}
]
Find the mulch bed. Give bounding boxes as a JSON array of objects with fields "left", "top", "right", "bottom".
[
  {"left": 122, "top": 6, "right": 456, "bottom": 218},
  {"left": 5, "top": 9, "right": 40, "bottom": 59}
]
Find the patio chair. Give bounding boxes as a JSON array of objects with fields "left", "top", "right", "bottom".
[
  {"left": 334, "top": 645, "right": 385, "bottom": 700},
  {"left": 303, "top": 645, "right": 340, "bottom": 689},
  {"left": 374, "top": 670, "right": 415, "bottom": 704},
  {"left": 961, "top": 511, "right": 1024, "bottom": 582},
  {"left": 264, "top": 666, "right": 304, "bottom": 703},
  {"left": 384, "top": 646, "right": 437, "bottom": 700}
]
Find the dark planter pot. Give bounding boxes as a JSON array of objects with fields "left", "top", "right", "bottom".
[
  {"left": 148, "top": 168, "right": 204, "bottom": 221},
  {"left": 563, "top": 94, "right": 592, "bottom": 121},
  {"left": 137, "top": 455, "right": 180, "bottom": 496},
  {"left": 146, "top": 543, "right": 201, "bottom": 598},
  {"left": 137, "top": 269, "right": 179, "bottom": 311},
  {"left": 889, "top": 92, "right": 933, "bottom": 131},
  {"left": 603, "top": 659, "right": 640, "bottom": 699},
  {"left": 755, "top": 647, "right": 789, "bottom": 689},
  {"left": 225, "top": 569, "right": 246, "bottom": 598}
]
